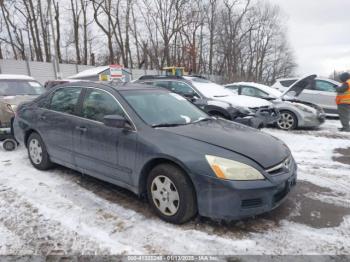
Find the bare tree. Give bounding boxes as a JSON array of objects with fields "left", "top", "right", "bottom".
[{"left": 53, "top": 0, "right": 62, "bottom": 63}]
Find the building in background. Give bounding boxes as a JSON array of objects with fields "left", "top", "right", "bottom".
[{"left": 68, "top": 65, "right": 132, "bottom": 82}]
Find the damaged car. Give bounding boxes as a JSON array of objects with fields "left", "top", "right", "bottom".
[
  {"left": 225, "top": 75, "right": 326, "bottom": 130},
  {"left": 137, "top": 75, "right": 280, "bottom": 129}
]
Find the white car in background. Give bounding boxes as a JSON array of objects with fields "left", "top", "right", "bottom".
[
  {"left": 225, "top": 75, "right": 326, "bottom": 130},
  {"left": 272, "top": 76, "right": 340, "bottom": 116}
]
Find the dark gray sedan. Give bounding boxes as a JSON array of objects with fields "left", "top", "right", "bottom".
[{"left": 13, "top": 82, "right": 297, "bottom": 224}]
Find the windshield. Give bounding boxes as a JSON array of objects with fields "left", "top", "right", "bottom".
[
  {"left": 0, "top": 80, "right": 45, "bottom": 96},
  {"left": 254, "top": 83, "right": 282, "bottom": 98},
  {"left": 189, "top": 79, "right": 234, "bottom": 98},
  {"left": 122, "top": 90, "right": 208, "bottom": 126}
]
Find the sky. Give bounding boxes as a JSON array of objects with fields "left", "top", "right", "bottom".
[{"left": 269, "top": 0, "right": 350, "bottom": 77}]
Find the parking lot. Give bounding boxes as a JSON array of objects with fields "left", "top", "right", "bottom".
[{"left": 0, "top": 119, "right": 349, "bottom": 255}]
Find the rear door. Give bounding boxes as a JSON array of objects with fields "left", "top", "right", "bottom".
[
  {"left": 38, "top": 86, "right": 82, "bottom": 166},
  {"left": 72, "top": 88, "right": 137, "bottom": 184},
  {"left": 298, "top": 80, "right": 337, "bottom": 114}
]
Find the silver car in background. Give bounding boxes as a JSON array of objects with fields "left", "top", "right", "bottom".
[
  {"left": 225, "top": 75, "right": 326, "bottom": 130},
  {"left": 272, "top": 76, "right": 340, "bottom": 116}
]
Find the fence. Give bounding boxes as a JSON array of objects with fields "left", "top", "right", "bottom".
[{"left": 0, "top": 59, "right": 223, "bottom": 84}]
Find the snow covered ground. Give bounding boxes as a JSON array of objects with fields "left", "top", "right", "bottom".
[{"left": 0, "top": 119, "right": 349, "bottom": 255}]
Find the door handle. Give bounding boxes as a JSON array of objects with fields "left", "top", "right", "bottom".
[
  {"left": 75, "top": 126, "right": 87, "bottom": 133},
  {"left": 39, "top": 115, "right": 47, "bottom": 121}
]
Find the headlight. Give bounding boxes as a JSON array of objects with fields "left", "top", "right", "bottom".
[
  {"left": 293, "top": 104, "right": 315, "bottom": 114},
  {"left": 205, "top": 155, "right": 265, "bottom": 180}
]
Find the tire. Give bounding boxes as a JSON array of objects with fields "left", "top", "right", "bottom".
[
  {"left": 277, "top": 110, "right": 298, "bottom": 130},
  {"left": 2, "top": 139, "right": 17, "bottom": 151},
  {"left": 147, "top": 164, "right": 197, "bottom": 224},
  {"left": 27, "top": 132, "right": 53, "bottom": 170}
]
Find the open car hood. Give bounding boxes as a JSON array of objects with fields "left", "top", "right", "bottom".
[{"left": 280, "top": 74, "right": 317, "bottom": 99}]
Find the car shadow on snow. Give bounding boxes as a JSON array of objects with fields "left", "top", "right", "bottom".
[{"left": 52, "top": 165, "right": 350, "bottom": 237}]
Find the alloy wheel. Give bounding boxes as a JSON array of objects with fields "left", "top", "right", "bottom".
[
  {"left": 151, "top": 175, "right": 180, "bottom": 216},
  {"left": 29, "top": 138, "right": 43, "bottom": 165},
  {"left": 277, "top": 112, "right": 295, "bottom": 130}
]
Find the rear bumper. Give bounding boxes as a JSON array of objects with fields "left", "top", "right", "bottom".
[
  {"left": 194, "top": 163, "right": 297, "bottom": 221},
  {"left": 0, "top": 127, "right": 12, "bottom": 141}
]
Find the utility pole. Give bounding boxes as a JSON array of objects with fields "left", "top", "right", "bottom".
[{"left": 47, "top": 0, "right": 61, "bottom": 79}]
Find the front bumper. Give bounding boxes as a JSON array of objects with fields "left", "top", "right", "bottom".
[
  {"left": 194, "top": 163, "right": 297, "bottom": 221},
  {"left": 251, "top": 106, "right": 280, "bottom": 126},
  {"left": 299, "top": 112, "right": 326, "bottom": 128},
  {"left": 234, "top": 116, "right": 264, "bottom": 129}
]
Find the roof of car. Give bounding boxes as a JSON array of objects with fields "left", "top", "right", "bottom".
[
  {"left": 0, "top": 74, "right": 35, "bottom": 80},
  {"left": 276, "top": 76, "right": 340, "bottom": 85},
  {"left": 138, "top": 75, "right": 184, "bottom": 80},
  {"left": 226, "top": 82, "right": 282, "bottom": 97},
  {"left": 55, "top": 80, "right": 164, "bottom": 92}
]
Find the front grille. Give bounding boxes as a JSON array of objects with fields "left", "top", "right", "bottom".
[
  {"left": 249, "top": 106, "right": 279, "bottom": 121},
  {"left": 266, "top": 156, "right": 293, "bottom": 176},
  {"left": 241, "top": 198, "right": 263, "bottom": 209}
]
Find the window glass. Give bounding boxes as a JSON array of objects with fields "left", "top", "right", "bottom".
[
  {"left": 50, "top": 87, "right": 81, "bottom": 114},
  {"left": 152, "top": 81, "right": 170, "bottom": 89},
  {"left": 82, "top": 89, "right": 124, "bottom": 122},
  {"left": 315, "top": 80, "right": 336, "bottom": 92},
  {"left": 0, "top": 80, "right": 45, "bottom": 96},
  {"left": 225, "top": 85, "right": 239, "bottom": 94},
  {"left": 241, "top": 86, "right": 268, "bottom": 98},
  {"left": 122, "top": 91, "right": 207, "bottom": 126},
  {"left": 169, "top": 81, "right": 197, "bottom": 96}
]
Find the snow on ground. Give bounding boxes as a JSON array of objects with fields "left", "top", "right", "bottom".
[{"left": 0, "top": 119, "right": 349, "bottom": 255}]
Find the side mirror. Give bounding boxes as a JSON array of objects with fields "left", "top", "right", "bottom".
[
  {"left": 183, "top": 92, "right": 199, "bottom": 102},
  {"left": 103, "top": 115, "right": 129, "bottom": 128}
]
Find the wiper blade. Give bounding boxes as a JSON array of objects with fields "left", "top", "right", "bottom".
[
  {"left": 192, "top": 117, "right": 213, "bottom": 124},
  {"left": 152, "top": 123, "right": 186, "bottom": 128},
  {"left": 214, "top": 95, "right": 228, "bottom": 97}
]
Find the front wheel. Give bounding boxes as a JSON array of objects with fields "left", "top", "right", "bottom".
[
  {"left": 147, "top": 164, "right": 197, "bottom": 224},
  {"left": 277, "top": 111, "right": 298, "bottom": 130},
  {"left": 27, "top": 132, "right": 53, "bottom": 170}
]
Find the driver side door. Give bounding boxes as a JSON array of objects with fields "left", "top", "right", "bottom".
[{"left": 73, "top": 88, "right": 137, "bottom": 184}]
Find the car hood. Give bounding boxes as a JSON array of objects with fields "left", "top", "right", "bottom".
[
  {"left": 215, "top": 95, "right": 272, "bottom": 108},
  {"left": 280, "top": 74, "right": 317, "bottom": 99},
  {"left": 0, "top": 95, "right": 39, "bottom": 105},
  {"left": 161, "top": 120, "right": 290, "bottom": 168}
]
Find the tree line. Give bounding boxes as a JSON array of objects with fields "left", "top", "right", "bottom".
[{"left": 0, "top": 0, "right": 296, "bottom": 84}]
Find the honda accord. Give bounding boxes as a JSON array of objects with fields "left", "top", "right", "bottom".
[{"left": 13, "top": 81, "right": 297, "bottom": 224}]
